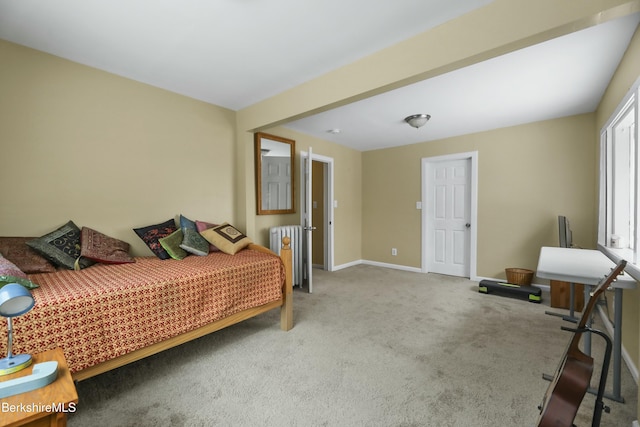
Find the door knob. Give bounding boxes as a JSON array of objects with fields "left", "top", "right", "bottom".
[{"left": 465, "top": 223, "right": 471, "bottom": 228}]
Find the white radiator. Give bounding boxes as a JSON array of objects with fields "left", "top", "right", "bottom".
[{"left": 270, "top": 225, "right": 303, "bottom": 286}]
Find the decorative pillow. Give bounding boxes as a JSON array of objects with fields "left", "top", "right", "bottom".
[
  {"left": 195, "top": 220, "right": 220, "bottom": 252},
  {"left": 26, "top": 221, "right": 94, "bottom": 270},
  {"left": 133, "top": 219, "right": 177, "bottom": 260},
  {"left": 159, "top": 229, "right": 188, "bottom": 260},
  {"left": 0, "top": 237, "right": 57, "bottom": 273},
  {"left": 0, "top": 254, "right": 39, "bottom": 289},
  {"left": 80, "top": 227, "right": 135, "bottom": 264},
  {"left": 179, "top": 215, "right": 209, "bottom": 256},
  {"left": 200, "top": 223, "right": 252, "bottom": 255},
  {"left": 0, "top": 253, "right": 28, "bottom": 279}
]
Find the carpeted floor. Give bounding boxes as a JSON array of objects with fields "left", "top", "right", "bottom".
[{"left": 68, "top": 265, "right": 637, "bottom": 426}]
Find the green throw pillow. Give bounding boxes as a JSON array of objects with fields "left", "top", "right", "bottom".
[
  {"left": 179, "top": 215, "right": 209, "bottom": 256},
  {"left": 0, "top": 275, "right": 39, "bottom": 290},
  {"left": 159, "top": 229, "right": 188, "bottom": 260}
]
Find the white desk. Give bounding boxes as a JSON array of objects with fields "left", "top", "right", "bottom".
[{"left": 536, "top": 246, "right": 636, "bottom": 403}]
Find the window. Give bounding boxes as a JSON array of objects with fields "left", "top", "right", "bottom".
[{"left": 599, "top": 77, "right": 640, "bottom": 267}]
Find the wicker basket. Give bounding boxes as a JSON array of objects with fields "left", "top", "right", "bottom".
[{"left": 505, "top": 268, "right": 534, "bottom": 286}]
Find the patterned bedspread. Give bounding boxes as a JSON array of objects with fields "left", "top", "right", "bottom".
[{"left": 1, "top": 248, "right": 284, "bottom": 373}]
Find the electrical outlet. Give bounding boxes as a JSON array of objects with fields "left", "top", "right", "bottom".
[{"left": 391, "top": 248, "right": 397, "bottom": 256}]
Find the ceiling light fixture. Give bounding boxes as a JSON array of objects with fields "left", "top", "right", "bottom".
[
  {"left": 327, "top": 129, "right": 341, "bottom": 134},
  {"left": 404, "top": 114, "right": 431, "bottom": 129}
]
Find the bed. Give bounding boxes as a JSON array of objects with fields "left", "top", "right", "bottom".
[{"left": 1, "top": 240, "right": 292, "bottom": 382}]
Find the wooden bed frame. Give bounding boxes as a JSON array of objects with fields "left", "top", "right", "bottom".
[{"left": 71, "top": 237, "right": 293, "bottom": 382}]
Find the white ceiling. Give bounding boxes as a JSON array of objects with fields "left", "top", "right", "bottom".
[
  {"left": 286, "top": 12, "right": 640, "bottom": 151},
  {"left": 0, "top": 1, "right": 638, "bottom": 152},
  {"left": 0, "top": 0, "right": 493, "bottom": 109}
]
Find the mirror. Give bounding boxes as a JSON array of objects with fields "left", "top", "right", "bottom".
[{"left": 255, "top": 132, "right": 295, "bottom": 215}]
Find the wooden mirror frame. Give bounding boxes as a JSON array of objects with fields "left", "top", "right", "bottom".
[{"left": 254, "top": 132, "right": 296, "bottom": 215}]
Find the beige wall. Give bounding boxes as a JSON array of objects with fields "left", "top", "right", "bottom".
[
  {"left": 0, "top": 40, "right": 364, "bottom": 265},
  {"left": 0, "top": 40, "right": 236, "bottom": 256},
  {"left": 2, "top": 0, "right": 639, "bottom": 411},
  {"left": 234, "top": 0, "right": 638, "bottom": 271},
  {"left": 362, "top": 114, "right": 597, "bottom": 278},
  {"left": 594, "top": 22, "right": 640, "bottom": 405},
  {"left": 250, "top": 126, "right": 363, "bottom": 268}
]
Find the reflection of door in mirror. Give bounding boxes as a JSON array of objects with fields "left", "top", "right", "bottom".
[
  {"left": 262, "top": 153, "right": 290, "bottom": 210},
  {"left": 254, "top": 132, "right": 295, "bottom": 215}
]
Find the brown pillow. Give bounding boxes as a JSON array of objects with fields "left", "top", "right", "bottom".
[
  {"left": 0, "top": 237, "right": 56, "bottom": 273},
  {"left": 200, "top": 223, "right": 252, "bottom": 255},
  {"left": 0, "top": 253, "right": 27, "bottom": 279},
  {"left": 27, "top": 221, "right": 94, "bottom": 270},
  {"left": 0, "top": 253, "right": 39, "bottom": 289},
  {"left": 81, "top": 227, "right": 135, "bottom": 264}
]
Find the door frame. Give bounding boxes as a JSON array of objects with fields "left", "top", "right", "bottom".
[
  {"left": 300, "top": 150, "right": 335, "bottom": 272},
  {"left": 421, "top": 151, "right": 478, "bottom": 280}
]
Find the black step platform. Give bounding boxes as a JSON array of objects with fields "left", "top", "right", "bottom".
[{"left": 478, "top": 279, "right": 541, "bottom": 303}]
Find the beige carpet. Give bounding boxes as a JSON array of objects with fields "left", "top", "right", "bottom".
[{"left": 68, "top": 265, "right": 637, "bottom": 426}]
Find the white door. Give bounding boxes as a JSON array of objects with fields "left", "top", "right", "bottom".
[
  {"left": 261, "top": 156, "right": 292, "bottom": 210},
  {"left": 302, "top": 147, "right": 314, "bottom": 293},
  {"left": 425, "top": 158, "right": 471, "bottom": 277},
  {"left": 301, "top": 150, "right": 335, "bottom": 280}
]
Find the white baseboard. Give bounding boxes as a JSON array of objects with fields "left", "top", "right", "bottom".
[
  {"left": 361, "top": 260, "right": 422, "bottom": 273},
  {"left": 333, "top": 267, "right": 552, "bottom": 286},
  {"left": 596, "top": 305, "right": 640, "bottom": 384},
  {"left": 332, "top": 259, "right": 362, "bottom": 271},
  {"left": 333, "top": 259, "right": 422, "bottom": 273}
]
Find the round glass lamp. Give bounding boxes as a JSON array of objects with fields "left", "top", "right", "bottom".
[
  {"left": 0, "top": 283, "right": 35, "bottom": 375},
  {"left": 404, "top": 114, "right": 431, "bottom": 129}
]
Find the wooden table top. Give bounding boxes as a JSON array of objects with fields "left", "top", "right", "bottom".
[{"left": 0, "top": 348, "right": 78, "bottom": 427}]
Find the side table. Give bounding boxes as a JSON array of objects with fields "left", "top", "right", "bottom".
[
  {"left": 536, "top": 246, "right": 636, "bottom": 402},
  {"left": 0, "top": 348, "right": 78, "bottom": 427}
]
